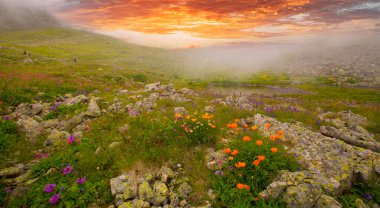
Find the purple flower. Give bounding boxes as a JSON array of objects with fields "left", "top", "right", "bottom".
[
  {"left": 63, "top": 165, "right": 73, "bottom": 175},
  {"left": 76, "top": 177, "right": 86, "bottom": 184},
  {"left": 3, "top": 115, "right": 10, "bottom": 120},
  {"left": 67, "top": 134, "right": 75, "bottom": 144},
  {"left": 6, "top": 187, "right": 12, "bottom": 193},
  {"left": 215, "top": 170, "right": 223, "bottom": 176},
  {"left": 49, "top": 194, "right": 60, "bottom": 204},
  {"left": 50, "top": 104, "right": 59, "bottom": 111},
  {"left": 365, "top": 193, "right": 372, "bottom": 200},
  {"left": 217, "top": 160, "right": 222, "bottom": 165},
  {"left": 229, "top": 166, "right": 234, "bottom": 170},
  {"left": 44, "top": 184, "right": 56, "bottom": 193}
]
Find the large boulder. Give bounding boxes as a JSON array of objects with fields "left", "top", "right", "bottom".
[{"left": 16, "top": 116, "right": 39, "bottom": 138}]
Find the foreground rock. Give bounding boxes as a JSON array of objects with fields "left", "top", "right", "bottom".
[{"left": 252, "top": 114, "right": 380, "bottom": 208}]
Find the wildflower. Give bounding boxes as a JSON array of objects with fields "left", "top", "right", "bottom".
[
  {"left": 235, "top": 162, "right": 246, "bottom": 168},
  {"left": 253, "top": 159, "right": 260, "bottom": 166},
  {"left": 227, "top": 123, "right": 238, "bottom": 129},
  {"left": 186, "top": 115, "right": 191, "bottom": 119},
  {"left": 202, "top": 113, "right": 213, "bottom": 120},
  {"left": 270, "top": 147, "right": 278, "bottom": 153},
  {"left": 67, "top": 134, "right": 75, "bottom": 144},
  {"left": 278, "top": 130, "right": 284, "bottom": 135},
  {"left": 80, "top": 187, "right": 86, "bottom": 192},
  {"left": 76, "top": 177, "right": 86, "bottom": 184},
  {"left": 234, "top": 119, "right": 239, "bottom": 123},
  {"left": 251, "top": 125, "right": 257, "bottom": 130},
  {"left": 63, "top": 165, "right": 73, "bottom": 175},
  {"left": 274, "top": 134, "right": 281, "bottom": 139},
  {"left": 229, "top": 166, "right": 234, "bottom": 170},
  {"left": 229, "top": 156, "right": 234, "bottom": 161},
  {"left": 44, "top": 184, "right": 56, "bottom": 193},
  {"left": 238, "top": 173, "right": 242, "bottom": 177},
  {"left": 3, "top": 115, "right": 11, "bottom": 120},
  {"left": 224, "top": 148, "right": 231, "bottom": 154},
  {"left": 236, "top": 183, "right": 244, "bottom": 190},
  {"left": 256, "top": 140, "right": 263, "bottom": 146},
  {"left": 243, "top": 136, "right": 251, "bottom": 142},
  {"left": 243, "top": 184, "right": 250, "bottom": 190},
  {"left": 191, "top": 118, "right": 197, "bottom": 122},
  {"left": 243, "top": 124, "right": 248, "bottom": 129},
  {"left": 6, "top": 187, "right": 12, "bottom": 193},
  {"left": 215, "top": 170, "right": 223, "bottom": 176},
  {"left": 365, "top": 193, "right": 372, "bottom": 200},
  {"left": 258, "top": 155, "right": 265, "bottom": 161},
  {"left": 231, "top": 150, "right": 238, "bottom": 156},
  {"left": 175, "top": 113, "right": 182, "bottom": 119},
  {"left": 49, "top": 194, "right": 60, "bottom": 204},
  {"left": 265, "top": 123, "right": 271, "bottom": 129}
]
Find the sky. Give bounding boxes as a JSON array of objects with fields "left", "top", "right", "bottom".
[{"left": 6, "top": 0, "right": 380, "bottom": 48}]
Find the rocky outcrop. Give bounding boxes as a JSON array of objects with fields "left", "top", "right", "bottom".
[{"left": 252, "top": 114, "right": 380, "bottom": 208}]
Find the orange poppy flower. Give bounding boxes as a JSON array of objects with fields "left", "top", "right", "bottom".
[
  {"left": 258, "top": 155, "right": 265, "bottom": 161},
  {"left": 270, "top": 135, "right": 276, "bottom": 141},
  {"left": 186, "top": 115, "right": 191, "bottom": 119},
  {"left": 253, "top": 159, "right": 260, "bottom": 166},
  {"left": 274, "top": 134, "right": 281, "bottom": 139},
  {"left": 278, "top": 130, "right": 284, "bottom": 135},
  {"left": 265, "top": 123, "right": 272, "bottom": 129},
  {"left": 251, "top": 125, "right": 258, "bottom": 130},
  {"left": 243, "top": 136, "right": 251, "bottom": 142},
  {"left": 238, "top": 173, "right": 242, "bottom": 177},
  {"left": 224, "top": 148, "right": 231, "bottom": 154},
  {"left": 235, "top": 162, "right": 246, "bottom": 168},
  {"left": 227, "top": 123, "right": 238, "bottom": 129},
  {"left": 256, "top": 140, "right": 263, "bottom": 146},
  {"left": 243, "top": 124, "right": 248, "bottom": 129},
  {"left": 191, "top": 118, "right": 197, "bottom": 122},
  {"left": 231, "top": 150, "right": 239, "bottom": 156},
  {"left": 175, "top": 113, "right": 182, "bottom": 119},
  {"left": 270, "top": 147, "right": 278, "bottom": 153},
  {"left": 243, "top": 184, "right": 250, "bottom": 190},
  {"left": 236, "top": 183, "right": 244, "bottom": 190}
]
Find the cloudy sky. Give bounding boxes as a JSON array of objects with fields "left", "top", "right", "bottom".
[{"left": 8, "top": 0, "right": 380, "bottom": 48}]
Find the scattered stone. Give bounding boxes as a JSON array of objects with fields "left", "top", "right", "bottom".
[
  {"left": 177, "top": 182, "right": 192, "bottom": 198},
  {"left": 205, "top": 148, "right": 227, "bottom": 170},
  {"left": 152, "top": 181, "right": 169, "bottom": 205},
  {"left": 110, "top": 175, "right": 132, "bottom": 196},
  {"left": 31, "top": 103, "right": 43, "bottom": 115},
  {"left": 145, "top": 82, "right": 161, "bottom": 91},
  {"left": 204, "top": 106, "right": 215, "bottom": 113},
  {"left": 159, "top": 166, "right": 174, "bottom": 183},
  {"left": 138, "top": 181, "right": 154, "bottom": 203},
  {"left": 86, "top": 99, "right": 101, "bottom": 118}
]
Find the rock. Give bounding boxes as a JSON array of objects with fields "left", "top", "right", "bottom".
[
  {"left": 149, "top": 93, "right": 160, "bottom": 102},
  {"left": 177, "top": 182, "right": 192, "bottom": 198},
  {"left": 110, "top": 174, "right": 132, "bottom": 196},
  {"left": 180, "top": 199, "right": 188, "bottom": 207},
  {"left": 40, "top": 119, "right": 59, "bottom": 129},
  {"left": 60, "top": 114, "right": 83, "bottom": 130},
  {"left": 159, "top": 166, "right": 174, "bottom": 183},
  {"left": 355, "top": 198, "right": 370, "bottom": 208},
  {"left": 169, "top": 191, "right": 180, "bottom": 207},
  {"left": 118, "top": 199, "right": 150, "bottom": 208},
  {"left": 44, "top": 129, "right": 70, "bottom": 146},
  {"left": 145, "top": 82, "right": 161, "bottom": 91},
  {"left": 86, "top": 99, "right": 101, "bottom": 118},
  {"left": 337, "top": 110, "right": 368, "bottom": 126},
  {"left": 16, "top": 116, "right": 39, "bottom": 138},
  {"left": 204, "top": 106, "right": 215, "bottom": 113},
  {"left": 314, "top": 195, "right": 342, "bottom": 208},
  {"left": 205, "top": 149, "right": 227, "bottom": 170},
  {"left": 108, "top": 102, "right": 124, "bottom": 114},
  {"left": 253, "top": 114, "right": 380, "bottom": 207},
  {"left": 64, "top": 95, "right": 88, "bottom": 106},
  {"left": 123, "top": 186, "right": 135, "bottom": 200},
  {"left": 117, "top": 90, "right": 129, "bottom": 95},
  {"left": 31, "top": 103, "right": 43, "bottom": 115},
  {"left": 153, "top": 181, "right": 169, "bottom": 205},
  {"left": 173, "top": 107, "right": 187, "bottom": 116},
  {"left": 119, "top": 124, "right": 129, "bottom": 134},
  {"left": 0, "top": 166, "right": 23, "bottom": 178},
  {"left": 139, "top": 181, "right": 154, "bottom": 203},
  {"left": 115, "top": 194, "right": 124, "bottom": 206},
  {"left": 109, "top": 142, "right": 122, "bottom": 149}
]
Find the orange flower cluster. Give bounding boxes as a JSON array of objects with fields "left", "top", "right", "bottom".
[
  {"left": 251, "top": 125, "right": 258, "bottom": 130},
  {"left": 236, "top": 183, "right": 250, "bottom": 190},
  {"left": 175, "top": 113, "right": 182, "bottom": 119},
  {"left": 256, "top": 140, "right": 263, "bottom": 146},
  {"left": 202, "top": 113, "right": 214, "bottom": 120},
  {"left": 265, "top": 123, "right": 272, "bottom": 129},
  {"left": 242, "top": 136, "right": 251, "bottom": 142},
  {"left": 271, "top": 147, "right": 278, "bottom": 153},
  {"left": 227, "top": 123, "right": 238, "bottom": 129},
  {"left": 235, "top": 162, "right": 246, "bottom": 168},
  {"left": 253, "top": 155, "right": 266, "bottom": 166}
]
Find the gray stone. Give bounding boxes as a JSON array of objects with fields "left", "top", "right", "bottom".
[
  {"left": 159, "top": 166, "right": 174, "bottom": 183},
  {"left": 110, "top": 174, "right": 131, "bottom": 196},
  {"left": 177, "top": 182, "right": 192, "bottom": 198},
  {"left": 145, "top": 82, "right": 161, "bottom": 91},
  {"left": 31, "top": 103, "right": 43, "bottom": 115},
  {"left": 153, "top": 181, "right": 169, "bottom": 205},
  {"left": 204, "top": 106, "right": 215, "bottom": 113},
  {"left": 139, "top": 181, "right": 154, "bottom": 203},
  {"left": 86, "top": 99, "right": 101, "bottom": 118},
  {"left": 314, "top": 195, "right": 342, "bottom": 208}
]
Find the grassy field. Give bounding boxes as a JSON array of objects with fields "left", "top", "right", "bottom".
[{"left": 0, "top": 28, "right": 380, "bottom": 207}]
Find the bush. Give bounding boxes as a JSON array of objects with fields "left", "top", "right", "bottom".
[
  {"left": 211, "top": 122, "right": 298, "bottom": 207},
  {"left": 169, "top": 112, "right": 218, "bottom": 145}
]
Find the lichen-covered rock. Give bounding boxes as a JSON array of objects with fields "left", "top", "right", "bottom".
[
  {"left": 159, "top": 166, "right": 174, "bottom": 183},
  {"left": 31, "top": 103, "right": 43, "bottom": 115},
  {"left": 60, "top": 114, "right": 84, "bottom": 130},
  {"left": 44, "top": 129, "right": 70, "bottom": 146},
  {"left": 16, "top": 116, "right": 39, "bottom": 138},
  {"left": 253, "top": 114, "right": 380, "bottom": 207},
  {"left": 86, "top": 99, "right": 101, "bottom": 118},
  {"left": 283, "top": 183, "right": 322, "bottom": 208},
  {"left": 110, "top": 175, "right": 132, "bottom": 196},
  {"left": 173, "top": 107, "right": 187, "bottom": 116},
  {"left": 114, "top": 194, "right": 124, "bottom": 207},
  {"left": 145, "top": 82, "right": 161, "bottom": 91},
  {"left": 139, "top": 181, "right": 154, "bottom": 203},
  {"left": 64, "top": 95, "right": 88, "bottom": 106},
  {"left": 40, "top": 119, "right": 59, "bottom": 129},
  {"left": 0, "top": 165, "right": 23, "bottom": 178},
  {"left": 118, "top": 199, "right": 150, "bottom": 208},
  {"left": 314, "top": 195, "right": 342, "bottom": 208},
  {"left": 153, "top": 181, "right": 169, "bottom": 205},
  {"left": 205, "top": 148, "right": 227, "bottom": 170},
  {"left": 177, "top": 182, "right": 192, "bottom": 198},
  {"left": 169, "top": 191, "right": 180, "bottom": 207},
  {"left": 355, "top": 198, "right": 370, "bottom": 208}
]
